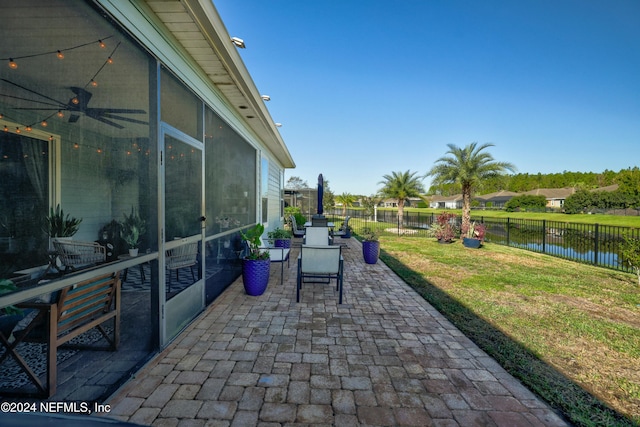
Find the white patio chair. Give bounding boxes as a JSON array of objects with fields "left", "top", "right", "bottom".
[
  {"left": 296, "top": 245, "right": 344, "bottom": 304},
  {"left": 304, "top": 226, "right": 332, "bottom": 246}
]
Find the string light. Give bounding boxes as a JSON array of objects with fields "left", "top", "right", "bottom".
[
  {"left": 41, "top": 120, "right": 48, "bottom": 127},
  {"left": 15, "top": 127, "right": 20, "bottom": 133},
  {"left": 57, "top": 110, "right": 64, "bottom": 118},
  {"left": 3, "top": 126, "right": 8, "bottom": 132},
  {"left": 107, "top": 57, "right": 113, "bottom": 64},
  {"left": 90, "top": 79, "right": 98, "bottom": 87},
  {"left": 1, "top": 35, "right": 113, "bottom": 64},
  {"left": 25, "top": 125, "right": 32, "bottom": 131},
  {"left": 8, "top": 59, "right": 17, "bottom": 69}
]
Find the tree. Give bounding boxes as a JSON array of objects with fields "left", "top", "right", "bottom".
[
  {"left": 620, "top": 233, "right": 640, "bottom": 286},
  {"left": 335, "top": 193, "right": 356, "bottom": 215},
  {"left": 427, "top": 143, "right": 516, "bottom": 235},
  {"left": 360, "top": 195, "right": 381, "bottom": 219},
  {"left": 378, "top": 170, "right": 425, "bottom": 229},
  {"left": 504, "top": 195, "right": 547, "bottom": 212},
  {"left": 285, "top": 176, "right": 308, "bottom": 190}
]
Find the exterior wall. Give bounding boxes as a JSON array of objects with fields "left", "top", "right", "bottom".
[{"left": 1, "top": 0, "right": 291, "bottom": 347}]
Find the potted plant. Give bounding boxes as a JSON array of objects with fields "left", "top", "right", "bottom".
[
  {"left": 240, "top": 223, "right": 271, "bottom": 296},
  {"left": 267, "top": 227, "right": 292, "bottom": 248},
  {"left": 43, "top": 204, "right": 82, "bottom": 239},
  {"left": 429, "top": 212, "right": 457, "bottom": 243},
  {"left": 120, "top": 208, "right": 146, "bottom": 256},
  {"left": 361, "top": 227, "right": 380, "bottom": 264},
  {"left": 462, "top": 221, "right": 486, "bottom": 249}
]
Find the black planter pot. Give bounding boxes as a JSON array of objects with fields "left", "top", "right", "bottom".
[
  {"left": 362, "top": 240, "right": 380, "bottom": 264},
  {"left": 242, "top": 258, "right": 270, "bottom": 296},
  {"left": 462, "top": 237, "right": 482, "bottom": 248}
]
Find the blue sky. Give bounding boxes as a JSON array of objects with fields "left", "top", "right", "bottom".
[{"left": 215, "top": 0, "right": 640, "bottom": 196}]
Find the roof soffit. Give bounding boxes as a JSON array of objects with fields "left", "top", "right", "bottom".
[{"left": 143, "top": 0, "right": 294, "bottom": 167}]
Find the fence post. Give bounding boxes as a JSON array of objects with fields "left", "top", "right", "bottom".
[
  {"left": 506, "top": 217, "right": 510, "bottom": 246},
  {"left": 594, "top": 223, "right": 599, "bottom": 266},
  {"left": 542, "top": 219, "right": 546, "bottom": 254}
]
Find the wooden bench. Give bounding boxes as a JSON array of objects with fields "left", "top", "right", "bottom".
[{"left": 1, "top": 271, "right": 121, "bottom": 397}]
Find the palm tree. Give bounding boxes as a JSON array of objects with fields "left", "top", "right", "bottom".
[
  {"left": 427, "top": 142, "right": 516, "bottom": 234},
  {"left": 335, "top": 192, "right": 356, "bottom": 216},
  {"left": 378, "top": 170, "right": 425, "bottom": 229}
]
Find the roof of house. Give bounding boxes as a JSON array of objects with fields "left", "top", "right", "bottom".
[
  {"left": 522, "top": 187, "right": 576, "bottom": 199},
  {"left": 475, "top": 190, "right": 519, "bottom": 202},
  {"left": 590, "top": 184, "right": 619, "bottom": 192}
]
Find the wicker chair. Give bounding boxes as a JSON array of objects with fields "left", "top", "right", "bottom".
[{"left": 52, "top": 239, "right": 106, "bottom": 272}]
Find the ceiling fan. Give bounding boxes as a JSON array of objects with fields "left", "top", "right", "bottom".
[{"left": 1, "top": 78, "right": 148, "bottom": 129}]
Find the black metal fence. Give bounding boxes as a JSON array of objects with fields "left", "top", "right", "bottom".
[{"left": 324, "top": 208, "right": 639, "bottom": 274}]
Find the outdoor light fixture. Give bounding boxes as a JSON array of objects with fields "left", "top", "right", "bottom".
[
  {"left": 261, "top": 95, "right": 270, "bottom": 101},
  {"left": 230, "top": 37, "right": 245, "bottom": 48}
]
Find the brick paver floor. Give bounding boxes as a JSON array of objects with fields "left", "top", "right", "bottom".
[{"left": 99, "top": 237, "right": 569, "bottom": 426}]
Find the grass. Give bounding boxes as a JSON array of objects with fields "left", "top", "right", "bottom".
[
  {"left": 388, "top": 207, "right": 640, "bottom": 227},
  {"left": 378, "top": 235, "right": 640, "bottom": 426}
]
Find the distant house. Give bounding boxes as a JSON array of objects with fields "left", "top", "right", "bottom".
[
  {"left": 523, "top": 188, "right": 577, "bottom": 209},
  {"left": 429, "top": 194, "right": 463, "bottom": 209},
  {"left": 475, "top": 190, "right": 519, "bottom": 209}
]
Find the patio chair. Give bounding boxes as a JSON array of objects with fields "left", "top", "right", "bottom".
[
  {"left": 333, "top": 216, "right": 351, "bottom": 238},
  {"left": 304, "top": 226, "right": 332, "bottom": 246},
  {"left": 166, "top": 242, "right": 198, "bottom": 291},
  {"left": 52, "top": 239, "right": 106, "bottom": 272},
  {"left": 258, "top": 237, "right": 291, "bottom": 286},
  {"left": 289, "top": 216, "right": 306, "bottom": 239},
  {"left": 296, "top": 245, "right": 343, "bottom": 304}
]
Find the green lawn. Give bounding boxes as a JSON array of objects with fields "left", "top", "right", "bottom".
[{"left": 377, "top": 235, "right": 640, "bottom": 427}]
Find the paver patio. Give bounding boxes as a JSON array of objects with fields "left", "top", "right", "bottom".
[{"left": 99, "top": 236, "right": 569, "bottom": 426}]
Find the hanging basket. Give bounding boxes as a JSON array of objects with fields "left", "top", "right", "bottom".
[
  {"left": 362, "top": 240, "right": 380, "bottom": 264},
  {"left": 242, "top": 258, "right": 270, "bottom": 296}
]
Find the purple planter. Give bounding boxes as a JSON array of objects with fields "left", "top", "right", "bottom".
[
  {"left": 274, "top": 239, "right": 291, "bottom": 248},
  {"left": 242, "top": 258, "right": 270, "bottom": 296},
  {"left": 362, "top": 240, "right": 380, "bottom": 264}
]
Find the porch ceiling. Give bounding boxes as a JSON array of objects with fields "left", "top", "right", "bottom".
[{"left": 145, "top": 0, "right": 295, "bottom": 168}]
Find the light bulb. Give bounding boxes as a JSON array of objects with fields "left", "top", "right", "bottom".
[
  {"left": 57, "top": 110, "right": 64, "bottom": 118},
  {"left": 90, "top": 79, "right": 98, "bottom": 87},
  {"left": 107, "top": 57, "right": 113, "bottom": 64},
  {"left": 25, "top": 125, "right": 32, "bottom": 131},
  {"left": 15, "top": 127, "right": 21, "bottom": 133},
  {"left": 99, "top": 40, "right": 106, "bottom": 48},
  {"left": 57, "top": 50, "right": 64, "bottom": 59},
  {"left": 3, "top": 126, "right": 8, "bottom": 132},
  {"left": 71, "top": 97, "right": 79, "bottom": 105},
  {"left": 41, "top": 120, "right": 48, "bottom": 127},
  {"left": 8, "top": 58, "right": 17, "bottom": 69}
]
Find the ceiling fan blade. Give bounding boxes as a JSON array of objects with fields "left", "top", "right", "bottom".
[
  {"left": 100, "top": 113, "right": 149, "bottom": 125},
  {"left": 89, "top": 108, "right": 147, "bottom": 114},
  {"left": 91, "top": 115, "right": 125, "bottom": 129},
  {"left": 1, "top": 78, "right": 66, "bottom": 106}
]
